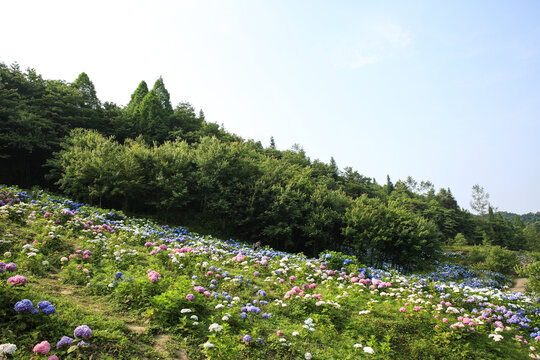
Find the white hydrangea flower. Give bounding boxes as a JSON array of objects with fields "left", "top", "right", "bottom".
[
  {"left": 0, "top": 343, "right": 17, "bottom": 355},
  {"left": 208, "top": 323, "right": 223, "bottom": 332}
]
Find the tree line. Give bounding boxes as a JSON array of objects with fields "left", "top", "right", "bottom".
[{"left": 1, "top": 62, "right": 538, "bottom": 268}]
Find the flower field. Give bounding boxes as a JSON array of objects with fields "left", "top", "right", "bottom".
[{"left": 0, "top": 185, "right": 538, "bottom": 359}]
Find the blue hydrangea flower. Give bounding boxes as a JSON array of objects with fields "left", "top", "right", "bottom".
[
  {"left": 37, "top": 301, "right": 52, "bottom": 309},
  {"left": 243, "top": 335, "right": 252, "bottom": 342},
  {"left": 42, "top": 305, "right": 56, "bottom": 315},
  {"left": 14, "top": 299, "right": 33, "bottom": 312}
]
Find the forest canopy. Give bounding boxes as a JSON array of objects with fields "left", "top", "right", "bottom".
[{"left": 1, "top": 62, "right": 538, "bottom": 267}]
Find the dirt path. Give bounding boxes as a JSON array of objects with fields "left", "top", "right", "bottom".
[
  {"left": 154, "top": 334, "right": 190, "bottom": 360},
  {"left": 510, "top": 277, "right": 528, "bottom": 293}
]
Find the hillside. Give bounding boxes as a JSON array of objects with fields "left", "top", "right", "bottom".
[
  {"left": 1, "top": 185, "right": 539, "bottom": 359},
  {"left": 498, "top": 211, "right": 540, "bottom": 226}
]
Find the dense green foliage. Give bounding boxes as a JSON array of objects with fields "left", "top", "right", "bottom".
[{"left": 1, "top": 62, "right": 539, "bottom": 268}]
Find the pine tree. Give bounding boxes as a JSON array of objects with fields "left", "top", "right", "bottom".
[
  {"left": 126, "top": 81, "right": 149, "bottom": 115},
  {"left": 386, "top": 175, "right": 394, "bottom": 195},
  {"left": 139, "top": 90, "right": 169, "bottom": 142},
  {"left": 470, "top": 184, "right": 490, "bottom": 216},
  {"left": 329, "top": 157, "right": 339, "bottom": 179},
  {"left": 73, "top": 72, "right": 100, "bottom": 109},
  {"left": 152, "top": 77, "right": 173, "bottom": 114},
  {"left": 270, "top": 136, "right": 276, "bottom": 149}
]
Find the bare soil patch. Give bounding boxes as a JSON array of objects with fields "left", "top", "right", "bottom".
[{"left": 510, "top": 277, "right": 528, "bottom": 293}]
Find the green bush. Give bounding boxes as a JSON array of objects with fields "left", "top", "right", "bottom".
[
  {"left": 467, "top": 246, "right": 488, "bottom": 264},
  {"left": 484, "top": 246, "right": 518, "bottom": 274},
  {"left": 319, "top": 251, "right": 362, "bottom": 273},
  {"left": 60, "top": 261, "right": 94, "bottom": 285},
  {"left": 113, "top": 275, "right": 171, "bottom": 309},
  {"left": 522, "top": 261, "right": 540, "bottom": 294},
  {"left": 453, "top": 233, "right": 468, "bottom": 247},
  {"left": 150, "top": 276, "right": 206, "bottom": 328}
]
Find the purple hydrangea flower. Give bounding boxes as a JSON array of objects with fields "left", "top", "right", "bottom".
[
  {"left": 74, "top": 325, "right": 92, "bottom": 338},
  {"left": 240, "top": 312, "right": 248, "bottom": 319},
  {"left": 31, "top": 309, "right": 39, "bottom": 314},
  {"left": 257, "top": 338, "right": 263, "bottom": 344},
  {"left": 56, "top": 336, "right": 74, "bottom": 349},
  {"left": 77, "top": 341, "right": 89, "bottom": 347},
  {"left": 37, "top": 301, "right": 52, "bottom": 310},
  {"left": 14, "top": 299, "right": 33, "bottom": 312},
  {"left": 5, "top": 263, "right": 17, "bottom": 272},
  {"left": 243, "top": 335, "right": 252, "bottom": 343}
]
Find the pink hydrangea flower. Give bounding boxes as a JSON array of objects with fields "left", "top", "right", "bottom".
[
  {"left": 7, "top": 275, "right": 27, "bottom": 286},
  {"left": 186, "top": 294, "right": 195, "bottom": 301},
  {"left": 33, "top": 341, "right": 51, "bottom": 354},
  {"left": 193, "top": 286, "right": 205, "bottom": 293},
  {"left": 147, "top": 270, "right": 162, "bottom": 282},
  {"left": 232, "top": 253, "right": 245, "bottom": 262}
]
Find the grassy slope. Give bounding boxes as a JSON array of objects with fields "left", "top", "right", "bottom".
[{"left": 0, "top": 187, "right": 538, "bottom": 359}]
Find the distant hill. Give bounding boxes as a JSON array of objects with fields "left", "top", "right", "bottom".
[{"left": 498, "top": 211, "right": 540, "bottom": 225}]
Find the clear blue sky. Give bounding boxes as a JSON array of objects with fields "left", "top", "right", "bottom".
[{"left": 2, "top": 0, "right": 539, "bottom": 213}]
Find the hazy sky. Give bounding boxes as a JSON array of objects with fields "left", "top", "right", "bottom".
[{"left": 2, "top": 0, "right": 539, "bottom": 213}]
